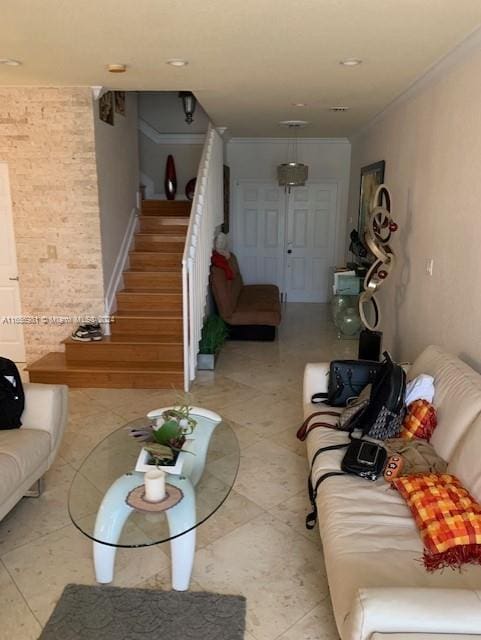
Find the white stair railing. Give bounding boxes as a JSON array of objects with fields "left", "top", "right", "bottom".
[{"left": 182, "top": 125, "right": 224, "bottom": 390}]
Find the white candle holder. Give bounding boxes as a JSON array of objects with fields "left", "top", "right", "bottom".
[{"left": 144, "top": 469, "right": 166, "bottom": 502}]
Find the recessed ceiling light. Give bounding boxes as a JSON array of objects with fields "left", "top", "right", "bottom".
[
  {"left": 107, "top": 63, "right": 127, "bottom": 73},
  {"left": 166, "top": 59, "right": 189, "bottom": 67},
  {"left": 340, "top": 58, "right": 362, "bottom": 67},
  {"left": 329, "top": 106, "right": 350, "bottom": 112},
  {"left": 292, "top": 102, "right": 307, "bottom": 107},
  {"left": 0, "top": 58, "right": 22, "bottom": 66}
]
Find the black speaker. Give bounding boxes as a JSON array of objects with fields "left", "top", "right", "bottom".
[{"left": 358, "top": 329, "right": 382, "bottom": 361}]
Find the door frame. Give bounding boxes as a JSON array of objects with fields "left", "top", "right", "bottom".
[
  {"left": 232, "top": 178, "right": 343, "bottom": 299},
  {"left": 0, "top": 161, "right": 26, "bottom": 363}
]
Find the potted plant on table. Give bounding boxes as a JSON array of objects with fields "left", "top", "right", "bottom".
[
  {"left": 197, "top": 314, "right": 229, "bottom": 370},
  {"left": 129, "top": 403, "right": 197, "bottom": 474}
]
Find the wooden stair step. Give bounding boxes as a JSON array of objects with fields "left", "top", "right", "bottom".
[
  {"left": 116, "top": 289, "right": 182, "bottom": 312},
  {"left": 111, "top": 310, "right": 182, "bottom": 337},
  {"left": 135, "top": 233, "right": 187, "bottom": 242},
  {"left": 139, "top": 221, "right": 188, "bottom": 235},
  {"left": 140, "top": 215, "right": 189, "bottom": 226},
  {"left": 141, "top": 200, "right": 191, "bottom": 216},
  {"left": 134, "top": 236, "right": 185, "bottom": 253},
  {"left": 123, "top": 270, "right": 181, "bottom": 291},
  {"left": 129, "top": 252, "right": 182, "bottom": 270},
  {"left": 64, "top": 336, "right": 183, "bottom": 363},
  {"left": 28, "top": 352, "right": 183, "bottom": 389},
  {"left": 139, "top": 217, "right": 188, "bottom": 235}
]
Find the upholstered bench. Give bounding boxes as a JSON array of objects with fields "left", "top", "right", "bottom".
[{"left": 210, "top": 253, "right": 281, "bottom": 340}]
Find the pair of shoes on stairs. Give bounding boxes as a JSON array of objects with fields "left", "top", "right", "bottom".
[{"left": 71, "top": 323, "right": 103, "bottom": 342}]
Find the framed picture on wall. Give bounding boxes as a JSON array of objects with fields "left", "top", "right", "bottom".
[
  {"left": 358, "top": 160, "right": 385, "bottom": 233},
  {"left": 99, "top": 91, "right": 114, "bottom": 126},
  {"left": 114, "top": 91, "right": 126, "bottom": 116},
  {"left": 222, "top": 165, "right": 230, "bottom": 234}
]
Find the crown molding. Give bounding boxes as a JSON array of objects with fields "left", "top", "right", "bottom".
[
  {"left": 351, "top": 24, "right": 481, "bottom": 140},
  {"left": 91, "top": 85, "right": 108, "bottom": 100},
  {"left": 227, "top": 137, "right": 350, "bottom": 145}
]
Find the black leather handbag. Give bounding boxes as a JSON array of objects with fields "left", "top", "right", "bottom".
[
  {"left": 311, "top": 359, "right": 381, "bottom": 407},
  {"left": 340, "top": 438, "right": 387, "bottom": 480}
]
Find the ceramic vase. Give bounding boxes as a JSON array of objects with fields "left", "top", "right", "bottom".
[{"left": 164, "top": 155, "right": 177, "bottom": 200}]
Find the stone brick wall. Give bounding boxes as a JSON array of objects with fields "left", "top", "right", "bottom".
[{"left": 0, "top": 87, "right": 104, "bottom": 363}]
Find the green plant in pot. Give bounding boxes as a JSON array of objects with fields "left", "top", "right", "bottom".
[
  {"left": 130, "top": 403, "right": 197, "bottom": 467},
  {"left": 197, "top": 314, "right": 229, "bottom": 370}
]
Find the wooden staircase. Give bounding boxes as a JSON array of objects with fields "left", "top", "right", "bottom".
[{"left": 28, "top": 200, "right": 190, "bottom": 388}]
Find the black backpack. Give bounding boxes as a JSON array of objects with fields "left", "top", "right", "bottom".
[
  {"left": 0, "top": 357, "right": 25, "bottom": 429},
  {"left": 348, "top": 351, "right": 406, "bottom": 440}
]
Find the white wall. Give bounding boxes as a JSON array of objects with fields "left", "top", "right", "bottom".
[
  {"left": 138, "top": 92, "right": 208, "bottom": 199},
  {"left": 139, "top": 138, "right": 202, "bottom": 199},
  {"left": 226, "top": 138, "right": 352, "bottom": 265},
  {"left": 94, "top": 92, "right": 140, "bottom": 292},
  {"left": 348, "top": 38, "right": 481, "bottom": 370}
]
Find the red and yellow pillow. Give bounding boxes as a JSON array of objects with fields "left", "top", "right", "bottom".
[
  {"left": 393, "top": 473, "right": 481, "bottom": 571},
  {"left": 400, "top": 399, "right": 437, "bottom": 441}
]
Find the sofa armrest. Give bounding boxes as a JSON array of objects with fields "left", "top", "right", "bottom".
[
  {"left": 345, "top": 587, "right": 481, "bottom": 640},
  {"left": 371, "top": 634, "right": 481, "bottom": 639},
  {"left": 303, "top": 363, "right": 330, "bottom": 406},
  {"left": 21, "top": 383, "right": 68, "bottom": 465}
]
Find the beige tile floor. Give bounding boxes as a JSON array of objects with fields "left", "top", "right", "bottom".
[{"left": 0, "top": 303, "right": 356, "bottom": 640}]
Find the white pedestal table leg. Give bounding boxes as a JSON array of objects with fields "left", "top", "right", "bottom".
[
  {"left": 165, "top": 475, "right": 196, "bottom": 590},
  {"left": 93, "top": 472, "right": 142, "bottom": 583}
]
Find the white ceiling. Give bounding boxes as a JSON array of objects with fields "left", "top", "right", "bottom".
[{"left": 2, "top": 0, "right": 481, "bottom": 136}]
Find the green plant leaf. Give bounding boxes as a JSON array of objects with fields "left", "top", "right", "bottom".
[
  {"left": 152, "top": 420, "right": 181, "bottom": 445},
  {"left": 198, "top": 314, "right": 229, "bottom": 354},
  {"left": 144, "top": 443, "right": 174, "bottom": 461}
]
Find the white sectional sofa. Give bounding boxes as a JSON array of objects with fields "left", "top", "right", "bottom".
[
  {"left": 0, "top": 382, "right": 68, "bottom": 521},
  {"left": 303, "top": 345, "right": 481, "bottom": 640}
]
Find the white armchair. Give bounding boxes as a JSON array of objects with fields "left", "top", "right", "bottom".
[{"left": 0, "top": 382, "right": 68, "bottom": 520}]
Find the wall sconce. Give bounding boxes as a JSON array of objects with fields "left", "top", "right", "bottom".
[{"left": 179, "top": 91, "right": 197, "bottom": 125}]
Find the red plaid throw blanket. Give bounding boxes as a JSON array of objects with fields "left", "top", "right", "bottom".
[{"left": 393, "top": 473, "right": 481, "bottom": 571}]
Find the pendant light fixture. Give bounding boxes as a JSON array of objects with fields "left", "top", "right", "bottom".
[
  {"left": 178, "top": 91, "right": 197, "bottom": 124},
  {"left": 277, "top": 121, "right": 309, "bottom": 191}
]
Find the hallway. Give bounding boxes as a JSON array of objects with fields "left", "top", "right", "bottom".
[{"left": 0, "top": 303, "right": 356, "bottom": 640}]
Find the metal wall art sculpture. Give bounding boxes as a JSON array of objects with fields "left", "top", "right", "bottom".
[{"left": 358, "top": 184, "right": 399, "bottom": 331}]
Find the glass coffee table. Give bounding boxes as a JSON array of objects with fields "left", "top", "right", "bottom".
[{"left": 68, "top": 408, "right": 239, "bottom": 591}]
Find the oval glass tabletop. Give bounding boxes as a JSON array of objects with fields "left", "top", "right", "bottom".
[{"left": 68, "top": 412, "right": 240, "bottom": 548}]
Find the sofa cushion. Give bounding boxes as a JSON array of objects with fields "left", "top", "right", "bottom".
[
  {"left": 408, "top": 345, "right": 481, "bottom": 461},
  {"left": 229, "top": 285, "right": 281, "bottom": 326},
  {"left": 315, "top": 473, "right": 481, "bottom": 639},
  {"left": 0, "top": 428, "right": 50, "bottom": 478}
]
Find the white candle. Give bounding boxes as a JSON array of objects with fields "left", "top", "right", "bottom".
[{"left": 144, "top": 470, "right": 166, "bottom": 502}]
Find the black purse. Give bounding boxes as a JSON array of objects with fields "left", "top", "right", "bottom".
[
  {"left": 311, "top": 359, "right": 381, "bottom": 407},
  {"left": 340, "top": 438, "right": 387, "bottom": 480}
]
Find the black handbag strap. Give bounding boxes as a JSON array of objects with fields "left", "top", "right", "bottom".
[
  {"left": 306, "top": 442, "right": 350, "bottom": 529},
  {"left": 306, "top": 470, "right": 347, "bottom": 529}
]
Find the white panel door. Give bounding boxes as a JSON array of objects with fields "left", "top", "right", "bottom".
[
  {"left": 0, "top": 163, "right": 26, "bottom": 362},
  {"left": 285, "top": 183, "right": 338, "bottom": 302},
  {"left": 233, "top": 182, "right": 285, "bottom": 288}
]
